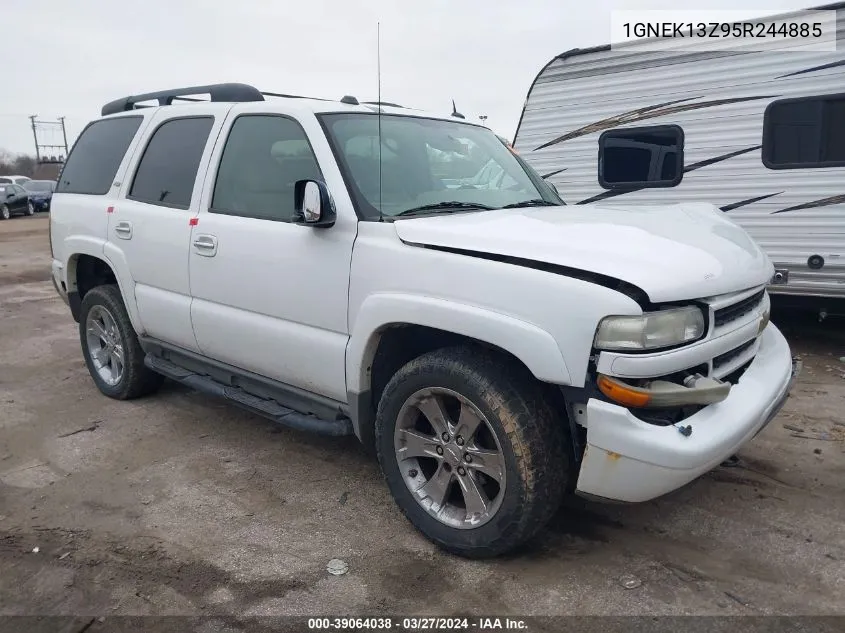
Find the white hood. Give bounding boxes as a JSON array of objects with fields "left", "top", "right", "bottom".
[{"left": 393, "top": 203, "right": 774, "bottom": 303}]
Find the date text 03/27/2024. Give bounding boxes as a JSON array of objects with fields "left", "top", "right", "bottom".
[{"left": 307, "top": 617, "right": 528, "bottom": 630}]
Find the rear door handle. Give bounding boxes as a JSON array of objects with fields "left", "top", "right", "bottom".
[
  {"left": 192, "top": 234, "right": 218, "bottom": 257},
  {"left": 114, "top": 221, "right": 132, "bottom": 239}
]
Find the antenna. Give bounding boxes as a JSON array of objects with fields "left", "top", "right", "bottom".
[
  {"left": 377, "top": 21, "right": 383, "bottom": 222},
  {"left": 451, "top": 100, "right": 466, "bottom": 119}
]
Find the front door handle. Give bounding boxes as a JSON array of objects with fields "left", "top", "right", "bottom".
[
  {"left": 114, "top": 221, "right": 133, "bottom": 239},
  {"left": 192, "top": 234, "right": 218, "bottom": 257}
]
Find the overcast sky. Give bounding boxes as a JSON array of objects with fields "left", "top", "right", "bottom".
[{"left": 1, "top": 0, "right": 802, "bottom": 157}]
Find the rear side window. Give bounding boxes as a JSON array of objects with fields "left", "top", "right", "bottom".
[
  {"left": 129, "top": 117, "right": 214, "bottom": 209},
  {"left": 56, "top": 116, "right": 143, "bottom": 195}
]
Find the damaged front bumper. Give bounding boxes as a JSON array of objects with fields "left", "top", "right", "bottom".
[{"left": 574, "top": 323, "right": 800, "bottom": 503}]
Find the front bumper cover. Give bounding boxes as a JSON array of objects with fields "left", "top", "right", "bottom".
[{"left": 575, "top": 323, "right": 799, "bottom": 503}]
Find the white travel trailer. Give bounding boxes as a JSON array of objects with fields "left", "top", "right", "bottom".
[{"left": 513, "top": 3, "right": 845, "bottom": 303}]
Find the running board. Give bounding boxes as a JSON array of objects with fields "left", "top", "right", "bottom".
[{"left": 144, "top": 355, "right": 353, "bottom": 437}]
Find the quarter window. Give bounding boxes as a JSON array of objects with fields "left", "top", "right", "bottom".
[
  {"left": 56, "top": 116, "right": 143, "bottom": 195},
  {"left": 763, "top": 94, "right": 845, "bottom": 169},
  {"left": 129, "top": 117, "right": 214, "bottom": 209},
  {"left": 211, "top": 115, "right": 322, "bottom": 222}
]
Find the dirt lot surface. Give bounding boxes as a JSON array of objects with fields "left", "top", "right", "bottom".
[{"left": 1, "top": 215, "right": 844, "bottom": 625}]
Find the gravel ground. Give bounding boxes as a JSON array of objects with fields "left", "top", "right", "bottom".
[{"left": 1, "top": 215, "right": 843, "bottom": 625}]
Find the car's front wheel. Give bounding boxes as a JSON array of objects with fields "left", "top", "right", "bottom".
[
  {"left": 26, "top": 201, "right": 35, "bottom": 216},
  {"left": 79, "top": 284, "right": 164, "bottom": 400},
  {"left": 0, "top": 204, "right": 9, "bottom": 220},
  {"left": 376, "top": 346, "right": 569, "bottom": 558}
]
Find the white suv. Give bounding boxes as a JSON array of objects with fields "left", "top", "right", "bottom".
[{"left": 49, "top": 83, "right": 800, "bottom": 558}]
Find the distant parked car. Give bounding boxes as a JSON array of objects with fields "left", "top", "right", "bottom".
[
  {"left": 22, "top": 179, "right": 56, "bottom": 212},
  {"left": 0, "top": 175, "right": 32, "bottom": 185},
  {"left": 0, "top": 184, "right": 35, "bottom": 219}
]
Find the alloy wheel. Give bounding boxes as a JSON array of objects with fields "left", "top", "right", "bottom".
[
  {"left": 393, "top": 387, "right": 507, "bottom": 529},
  {"left": 85, "top": 305, "right": 125, "bottom": 386}
]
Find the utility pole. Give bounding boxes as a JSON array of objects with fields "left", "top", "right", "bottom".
[
  {"left": 30, "top": 116, "right": 69, "bottom": 163},
  {"left": 59, "top": 117, "right": 68, "bottom": 154},
  {"left": 29, "top": 115, "right": 42, "bottom": 163},
  {"left": 479, "top": 115, "right": 488, "bottom": 126}
]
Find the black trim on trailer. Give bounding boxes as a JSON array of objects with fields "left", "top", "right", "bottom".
[
  {"left": 541, "top": 167, "right": 567, "bottom": 179},
  {"left": 772, "top": 193, "right": 845, "bottom": 214},
  {"left": 720, "top": 191, "right": 784, "bottom": 212},
  {"left": 577, "top": 145, "right": 762, "bottom": 205},
  {"left": 776, "top": 59, "right": 845, "bottom": 79},
  {"left": 534, "top": 95, "right": 775, "bottom": 152}
]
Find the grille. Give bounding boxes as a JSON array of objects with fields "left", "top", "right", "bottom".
[
  {"left": 713, "top": 339, "right": 755, "bottom": 370},
  {"left": 713, "top": 290, "right": 765, "bottom": 328}
]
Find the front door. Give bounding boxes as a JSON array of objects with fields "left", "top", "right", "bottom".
[
  {"left": 108, "top": 108, "right": 224, "bottom": 352},
  {"left": 189, "top": 111, "right": 356, "bottom": 402}
]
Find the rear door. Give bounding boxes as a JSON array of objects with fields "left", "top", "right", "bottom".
[
  {"left": 106, "top": 107, "right": 225, "bottom": 352},
  {"left": 11, "top": 185, "right": 28, "bottom": 212}
]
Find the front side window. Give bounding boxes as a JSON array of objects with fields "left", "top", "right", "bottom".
[
  {"left": 763, "top": 94, "right": 845, "bottom": 169},
  {"left": 129, "top": 116, "right": 214, "bottom": 209},
  {"left": 211, "top": 115, "right": 322, "bottom": 221},
  {"left": 320, "top": 113, "right": 559, "bottom": 219}
]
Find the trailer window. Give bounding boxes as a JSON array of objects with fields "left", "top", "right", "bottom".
[
  {"left": 598, "top": 125, "right": 684, "bottom": 189},
  {"left": 763, "top": 94, "right": 845, "bottom": 169}
]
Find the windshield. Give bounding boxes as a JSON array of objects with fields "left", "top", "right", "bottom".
[
  {"left": 23, "top": 180, "right": 54, "bottom": 192},
  {"left": 320, "top": 113, "right": 561, "bottom": 219}
]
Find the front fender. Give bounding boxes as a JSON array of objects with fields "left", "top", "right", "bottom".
[{"left": 346, "top": 292, "right": 572, "bottom": 394}]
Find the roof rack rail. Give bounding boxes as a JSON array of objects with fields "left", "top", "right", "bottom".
[
  {"left": 101, "top": 83, "right": 264, "bottom": 116},
  {"left": 261, "top": 91, "right": 333, "bottom": 102},
  {"left": 362, "top": 101, "right": 404, "bottom": 108}
]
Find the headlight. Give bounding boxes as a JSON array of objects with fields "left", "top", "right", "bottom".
[{"left": 594, "top": 306, "right": 705, "bottom": 351}]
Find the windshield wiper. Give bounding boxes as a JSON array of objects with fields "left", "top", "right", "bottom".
[
  {"left": 499, "top": 198, "right": 560, "bottom": 209},
  {"left": 392, "top": 202, "right": 495, "bottom": 218}
]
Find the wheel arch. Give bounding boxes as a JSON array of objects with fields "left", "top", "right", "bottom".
[
  {"left": 64, "top": 245, "right": 141, "bottom": 331},
  {"left": 346, "top": 294, "right": 573, "bottom": 450}
]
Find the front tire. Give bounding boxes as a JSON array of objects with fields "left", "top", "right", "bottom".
[
  {"left": 79, "top": 284, "right": 164, "bottom": 400},
  {"left": 375, "top": 346, "right": 569, "bottom": 558},
  {"left": 26, "top": 201, "right": 35, "bottom": 216},
  {"left": 0, "top": 204, "right": 9, "bottom": 220}
]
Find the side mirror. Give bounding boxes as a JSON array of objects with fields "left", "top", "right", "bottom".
[{"left": 293, "top": 180, "right": 336, "bottom": 228}]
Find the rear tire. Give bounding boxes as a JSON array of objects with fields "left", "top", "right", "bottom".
[
  {"left": 79, "top": 284, "right": 164, "bottom": 400},
  {"left": 0, "top": 204, "right": 9, "bottom": 220},
  {"left": 375, "top": 346, "right": 569, "bottom": 558}
]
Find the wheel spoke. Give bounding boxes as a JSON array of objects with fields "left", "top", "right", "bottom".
[
  {"left": 110, "top": 349, "right": 124, "bottom": 374},
  {"left": 453, "top": 401, "right": 484, "bottom": 442},
  {"left": 92, "top": 346, "right": 109, "bottom": 366},
  {"left": 415, "top": 394, "right": 450, "bottom": 436},
  {"left": 396, "top": 428, "right": 441, "bottom": 460},
  {"left": 87, "top": 319, "right": 108, "bottom": 342},
  {"left": 465, "top": 447, "right": 505, "bottom": 483},
  {"left": 457, "top": 472, "right": 489, "bottom": 520},
  {"left": 415, "top": 462, "right": 452, "bottom": 511}
]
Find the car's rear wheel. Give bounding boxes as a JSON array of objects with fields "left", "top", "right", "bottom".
[
  {"left": 0, "top": 204, "right": 9, "bottom": 220},
  {"left": 26, "top": 201, "right": 35, "bottom": 216},
  {"left": 79, "top": 284, "right": 164, "bottom": 400},
  {"left": 375, "top": 346, "right": 569, "bottom": 558}
]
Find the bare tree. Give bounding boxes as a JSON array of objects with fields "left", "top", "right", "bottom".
[{"left": 0, "top": 149, "right": 39, "bottom": 177}]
